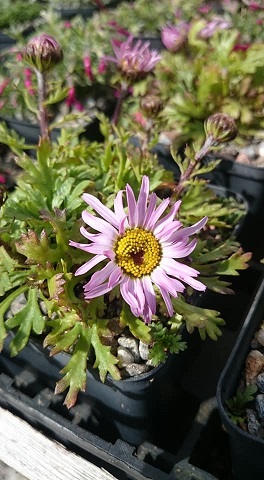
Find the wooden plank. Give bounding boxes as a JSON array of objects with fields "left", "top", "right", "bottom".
[{"left": 0, "top": 406, "right": 117, "bottom": 480}]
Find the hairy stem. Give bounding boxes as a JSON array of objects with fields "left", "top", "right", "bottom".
[{"left": 36, "top": 70, "right": 50, "bottom": 139}]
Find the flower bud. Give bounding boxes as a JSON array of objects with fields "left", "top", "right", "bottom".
[
  {"left": 140, "top": 95, "right": 163, "bottom": 118},
  {"left": 204, "top": 113, "right": 238, "bottom": 144},
  {"left": 161, "top": 23, "right": 189, "bottom": 53},
  {"left": 23, "top": 34, "right": 63, "bottom": 73}
]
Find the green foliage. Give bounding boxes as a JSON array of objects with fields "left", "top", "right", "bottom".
[
  {"left": 149, "top": 322, "right": 187, "bottom": 365},
  {"left": 120, "top": 302, "right": 151, "bottom": 344},
  {"left": 226, "top": 384, "right": 258, "bottom": 426},
  {"left": 171, "top": 296, "right": 225, "bottom": 341},
  {"left": 0, "top": 0, "right": 42, "bottom": 31},
  {"left": 55, "top": 327, "right": 92, "bottom": 409},
  {"left": 157, "top": 25, "right": 264, "bottom": 145},
  {"left": 5, "top": 288, "right": 45, "bottom": 356}
]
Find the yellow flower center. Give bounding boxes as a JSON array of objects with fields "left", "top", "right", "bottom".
[{"left": 115, "top": 227, "right": 162, "bottom": 278}]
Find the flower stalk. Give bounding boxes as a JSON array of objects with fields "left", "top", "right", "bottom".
[{"left": 36, "top": 70, "right": 49, "bottom": 139}]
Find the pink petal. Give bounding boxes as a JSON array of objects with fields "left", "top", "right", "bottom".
[
  {"left": 162, "top": 238, "right": 197, "bottom": 258},
  {"left": 137, "top": 175, "right": 149, "bottom": 226},
  {"left": 82, "top": 193, "right": 120, "bottom": 228},
  {"left": 114, "top": 190, "right": 126, "bottom": 221},
  {"left": 126, "top": 183, "right": 138, "bottom": 227},
  {"left": 108, "top": 265, "right": 123, "bottom": 288},
  {"left": 73, "top": 254, "right": 106, "bottom": 276},
  {"left": 144, "top": 197, "right": 170, "bottom": 230},
  {"left": 84, "top": 283, "right": 112, "bottom": 298},
  {"left": 158, "top": 285, "right": 174, "bottom": 317},
  {"left": 153, "top": 201, "right": 181, "bottom": 235},
  {"left": 82, "top": 210, "right": 118, "bottom": 237},
  {"left": 120, "top": 277, "right": 141, "bottom": 316},
  {"left": 151, "top": 266, "right": 185, "bottom": 295},
  {"left": 84, "top": 261, "right": 116, "bottom": 290},
  {"left": 169, "top": 217, "right": 207, "bottom": 242},
  {"left": 141, "top": 275, "right": 156, "bottom": 316},
  {"left": 155, "top": 220, "right": 182, "bottom": 242},
  {"left": 142, "top": 193, "right": 157, "bottom": 228},
  {"left": 161, "top": 257, "right": 200, "bottom": 278}
]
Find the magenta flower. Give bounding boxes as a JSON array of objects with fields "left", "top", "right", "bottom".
[
  {"left": 105, "top": 35, "right": 161, "bottom": 82},
  {"left": 83, "top": 54, "right": 93, "bottom": 82},
  {"left": 70, "top": 176, "right": 207, "bottom": 324},
  {"left": 161, "top": 23, "right": 189, "bottom": 52}
]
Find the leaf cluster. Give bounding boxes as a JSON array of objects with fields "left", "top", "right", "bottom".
[{"left": 226, "top": 384, "right": 258, "bottom": 426}]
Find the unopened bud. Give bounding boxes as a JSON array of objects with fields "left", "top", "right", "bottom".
[
  {"left": 140, "top": 95, "right": 163, "bottom": 118},
  {"left": 204, "top": 113, "right": 238, "bottom": 144},
  {"left": 23, "top": 34, "right": 63, "bottom": 73}
]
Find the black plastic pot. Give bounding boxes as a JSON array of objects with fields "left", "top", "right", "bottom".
[
  {"left": 2, "top": 330, "right": 201, "bottom": 448},
  {"left": 203, "top": 154, "right": 264, "bottom": 216},
  {"left": 1, "top": 266, "right": 263, "bottom": 479},
  {"left": 0, "top": 32, "right": 16, "bottom": 52},
  {"left": 217, "top": 274, "right": 264, "bottom": 480},
  {"left": 202, "top": 154, "right": 264, "bottom": 258}
]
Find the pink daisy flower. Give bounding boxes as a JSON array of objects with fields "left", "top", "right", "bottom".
[
  {"left": 105, "top": 35, "right": 161, "bottom": 82},
  {"left": 70, "top": 176, "right": 207, "bottom": 324}
]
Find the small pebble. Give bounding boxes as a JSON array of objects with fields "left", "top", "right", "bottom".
[
  {"left": 256, "top": 394, "right": 264, "bottom": 420},
  {"left": 256, "top": 327, "right": 264, "bottom": 348},
  {"left": 10, "top": 293, "right": 27, "bottom": 315},
  {"left": 246, "top": 408, "right": 260, "bottom": 436},
  {"left": 245, "top": 350, "right": 264, "bottom": 385},
  {"left": 118, "top": 336, "right": 140, "bottom": 362},
  {"left": 257, "top": 373, "right": 264, "bottom": 393},
  {"left": 139, "top": 341, "right": 150, "bottom": 361},
  {"left": 123, "top": 363, "right": 150, "bottom": 377},
  {"left": 117, "top": 347, "right": 134, "bottom": 368}
]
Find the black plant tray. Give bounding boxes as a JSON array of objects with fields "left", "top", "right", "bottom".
[{"left": 0, "top": 266, "right": 263, "bottom": 480}]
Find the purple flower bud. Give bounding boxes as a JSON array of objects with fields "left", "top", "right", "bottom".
[
  {"left": 23, "top": 34, "right": 63, "bottom": 73},
  {"left": 161, "top": 22, "right": 189, "bottom": 52},
  {"left": 205, "top": 113, "right": 238, "bottom": 144}
]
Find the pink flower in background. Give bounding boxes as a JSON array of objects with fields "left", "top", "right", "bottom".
[
  {"left": 133, "top": 111, "right": 147, "bottom": 128},
  {"left": 248, "top": 2, "right": 264, "bottom": 11},
  {"left": 97, "top": 59, "right": 107, "bottom": 75},
  {"left": 105, "top": 35, "right": 161, "bottom": 81},
  {"left": 199, "top": 17, "right": 232, "bottom": 39},
  {"left": 161, "top": 22, "right": 189, "bottom": 52},
  {"left": 83, "top": 55, "right": 93, "bottom": 82},
  {"left": 66, "top": 85, "right": 84, "bottom": 111},
  {"left": 70, "top": 176, "right": 207, "bottom": 323},
  {"left": 0, "top": 174, "right": 6, "bottom": 184},
  {"left": 24, "top": 68, "right": 35, "bottom": 95}
]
